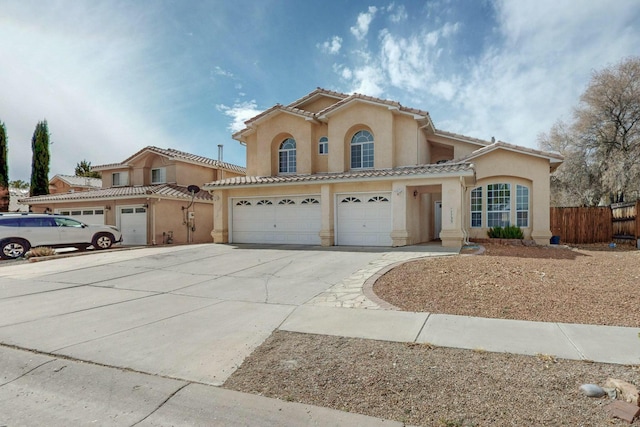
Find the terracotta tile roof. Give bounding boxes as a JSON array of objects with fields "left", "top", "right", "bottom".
[
  {"left": 51, "top": 174, "right": 102, "bottom": 188},
  {"left": 19, "top": 184, "right": 213, "bottom": 204},
  {"left": 433, "top": 129, "right": 492, "bottom": 147},
  {"left": 233, "top": 88, "right": 434, "bottom": 139},
  {"left": 238, "top": 104, "right": 316, "bottom": 129},
  {"left": 93, "top": 146, "right": 246, "bottom": 175},
  {"left": 316, "top": 92, "right": 431, "bottom": 119},
  {"left": 286, "top": 87, "right": 349, "bottom": 108},
  {"left": 204, "top": 162, "right": 474, "bottom": 189},
  {"left": 457, "top": 141, "right": 564, "bottom": 163}
]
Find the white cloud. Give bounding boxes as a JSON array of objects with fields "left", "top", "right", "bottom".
[
  {"left": 331, "top": 0, "right": 640, "bottom": 150},
  {"left": 213, "top": 66, "right": 234, "bottom": 77},
  {"left": 387, "top": 3, "right": 408, "bottom": 23},
  {"left": 216, "top": 101, "right": 262, "bottom": 133},
  {"left": 350, "top": 6, "right": 378, "bottom": 41},
  {"left": 449, "top": 0, "right": 640, "bottom": 147},
  {"left": 318, "top": 36, "right": 343, "bottom": 55},
  {"left": 0, "top": 4, "right": 174, "bottom": 180}
]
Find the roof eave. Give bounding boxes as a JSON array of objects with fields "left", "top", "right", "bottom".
[{"left": 204, "top": 168, "right": 475, "bottom": 191}]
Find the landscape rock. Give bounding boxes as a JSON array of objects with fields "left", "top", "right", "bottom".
[
  {"left": 579, "top": 383, "right": 606, "bottom": 398},
  {"left": 605, "top": 378, "right": 639, "bottom": 406}
]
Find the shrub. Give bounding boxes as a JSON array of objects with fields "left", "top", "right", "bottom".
[
  {"left": 487, "top": 225, "right": 523, "bottom": 239},
  {"left": 25, "top": 246, "right": 56, "bottom": 258}
]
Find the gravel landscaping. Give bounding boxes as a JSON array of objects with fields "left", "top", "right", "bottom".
[{"left": 224, "top": 243, "right": 640, "bottom": 426}]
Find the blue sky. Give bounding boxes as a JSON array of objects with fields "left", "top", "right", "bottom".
[{"left": 1, "top": 1, "right": 639, "bottom": 182}]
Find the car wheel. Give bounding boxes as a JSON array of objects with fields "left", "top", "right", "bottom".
[
  {"left": 1, "top": 239, "right": 31, "bottom": 259},
  {"left": 92, "top": 233, "right": 114, "bottom": 250}
]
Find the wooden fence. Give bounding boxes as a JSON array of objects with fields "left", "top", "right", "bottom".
[{"left": 550, "top": 200, "right": 640, "bottom": 244}]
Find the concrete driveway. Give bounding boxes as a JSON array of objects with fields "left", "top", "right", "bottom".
[{"left": 0, "top": 243, "right": 396, "bottom": 385}]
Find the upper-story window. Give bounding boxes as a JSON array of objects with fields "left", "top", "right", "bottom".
[
  {"left": 279, "top": 138, "right": 296, "bottom": 174},
  {"left": 112, "top": 172, "right": 128, "bottom": 187},
  {"left": 151, "top": 167, "right": 166, "bottom": 184},
  {"left": 319, "top": 136, "right": 328, "bottom": 155},
  {"left": 350, "top": 130, "right": 374, "bottom": 169}
]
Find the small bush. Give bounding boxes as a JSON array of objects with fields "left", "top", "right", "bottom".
[
  {"left": 25, "top": 246, "right": 57, "bottom": 258},
  {"left": 487, "top": 225, "right": 523, "bottom": 239}
]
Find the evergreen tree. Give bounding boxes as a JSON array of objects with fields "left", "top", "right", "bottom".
[
  {"left": 0, "top": 121, "right": 8, "bottom": 212},
  {"left": 75, "top": 159, "right": 101, "bottom": 178},
  {"left": 30, "top": 120, "right": 50, "bottom": 197}
]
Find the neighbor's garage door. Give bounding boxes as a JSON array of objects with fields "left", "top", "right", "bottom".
[
  {"left": 118, "top": 206, "right": 147, "bottom": 245},
  {"left": 336, "top": 193, "right": 392, "bottom": 246},
  {"left": 231, "top": 196, "right": 321, "bottom": 244},
  {"left": 57, "top": 207, "right": 105, "bottom": 225}
]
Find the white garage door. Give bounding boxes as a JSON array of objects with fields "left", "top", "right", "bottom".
[
  {"left": 57, "top": 207, "right": 105, "bottom": 225},
  {"left": 231, "top": 196, "right": 321, "bottom": 245},
  {"left": 119, "top": 206, "right": 147, "bottom": 245},
  {"left": 336, "top": 193, "right": 392, "bottom": 246}
]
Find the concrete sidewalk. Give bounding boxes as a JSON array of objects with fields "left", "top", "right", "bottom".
[{"left": 280, "top": 305, "right": 640, "bottom": 365}]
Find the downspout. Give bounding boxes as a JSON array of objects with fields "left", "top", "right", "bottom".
[
  {"left": 460, "top": 176, "right": 471, "bottom": 245},
  {"left": 152, "top": 201, "right": 156, "bottom": 245}
]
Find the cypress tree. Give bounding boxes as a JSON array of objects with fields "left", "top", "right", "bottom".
[
  {"left": 30, "top": 120, "right": 50, "bottom": 197},
  {"left": 0, "top": 121, "right": 8, "bottom": 212}
]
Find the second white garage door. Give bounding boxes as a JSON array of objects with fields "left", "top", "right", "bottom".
[
  {"left": 118, "top": 206, "right": 147, "bottom": 245},
  {"left": 231, "top": 196, "right": 321, "bottom": 245},
  {"left": 336, "top": 193, "right": 392, "bottom": 246}
]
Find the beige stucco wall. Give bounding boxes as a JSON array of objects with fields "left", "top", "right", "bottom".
[{"left": 467, "top": 150, "right": 552, "bottom": 244}]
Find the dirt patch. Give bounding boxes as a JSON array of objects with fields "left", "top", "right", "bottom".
[
  {"left": 224, "top": 330, "right": 639, "bottom": 426},
  {"left": 373, "top": 244, "right": 640, "bottom": 327}
]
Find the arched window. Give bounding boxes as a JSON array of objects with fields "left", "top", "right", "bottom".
[
  {"left": 319, "top": 136, "right": 328, "bottom": 154},
  {"left": 350, "top": 130, "right": 374, "bottom": 169},
  {"left": 279, "top": 138, "right": 296, "bottom": 173}
]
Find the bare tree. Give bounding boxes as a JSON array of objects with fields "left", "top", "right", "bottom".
[{"left": 539, "top": 57, "right": 640, "bottom": 205}]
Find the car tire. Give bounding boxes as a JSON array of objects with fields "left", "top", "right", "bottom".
[
  {"left": 92, "top": 233, "right": 114, "bottom": 250},
  {"left": 1, "top": 238, "right": 31, "bottom": 260}
]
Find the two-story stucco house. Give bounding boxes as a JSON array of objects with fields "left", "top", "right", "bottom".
[
  {"left": 203, "top": 88, "right": 563, "bottom": 248},
  {"left": 21, "top": 146, "right": 245, "bottom": 246}
]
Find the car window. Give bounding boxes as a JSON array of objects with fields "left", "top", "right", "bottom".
[
  {"left": 0, "top": 218, "right": 21, "bottom": 227},
  {"left": 55, "top": 218, "right": 84, "bottom": 228},
  {"left": 21, "top": 217, "right": 56, "bottom": 227}
]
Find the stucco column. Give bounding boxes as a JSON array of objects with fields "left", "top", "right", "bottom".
[
  {"left": 391, "top": 182, "right": 410, "bottom": 247},
  {"left": 319, "top": 184, "right": 334, "bottom": 246},
  {"left": 211, "top": 189, "right": 228, "bottom": 243},
  {"left": 530, "top": 177, "right": 553, "bottom": 245},
  {"left": 439, "top": 179, "right": 464, "bottom": 248}
]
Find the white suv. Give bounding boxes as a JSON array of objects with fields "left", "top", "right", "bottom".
[{"left": 0, "top": 213, "right": 123, "bottom": 259}]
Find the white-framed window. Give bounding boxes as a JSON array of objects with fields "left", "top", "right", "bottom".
[
  {"left": 151, "top": 167, "right": 166, "bottom": 184},
  {"left": 471, "top": 187, "right": 482, "bottom": 228},
  {"left": 487, "top": 183, "right": 510, "bottom": 227},
  {"left": 350, "top": 130, "right": 374, "bottom": 169},
  {"left": 516, "top": 185, "right": 529, "bottom": 227},
  {"left": 112, "top": 172, "right": 128, "bottom": 187},
  {"left": 278, "top": 138, "right": 296, "bottom": 173},
  {"left": 319, "top": 136, "right": 328, "bottom": 154}
]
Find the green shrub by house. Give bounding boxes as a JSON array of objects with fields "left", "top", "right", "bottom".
[{"left": 487, "top": 225, "right": 524, "bottom": 239}]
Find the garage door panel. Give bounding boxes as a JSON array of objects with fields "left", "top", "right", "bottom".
[
  {"left": 119, "top": 207, "right": 147, "bottom": 245},
  {"left": 232, "top": 196, "right": 321, "bottom": 245},
  {"left": 337, "top": 193, "right": 392, "bottom": 246}
]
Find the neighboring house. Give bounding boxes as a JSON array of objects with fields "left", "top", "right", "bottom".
[
  {"left": 203, "top": 88, "right": 563, "bottom": 248},
  {"left": 20, "top": 146, "right": 245, "bottom": 246},
  {"left": 49, "top": 174, "right": 102, "bottom": 194},
  {"left": 8, "top": 188, "right": 29, "bottom": 212}
]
